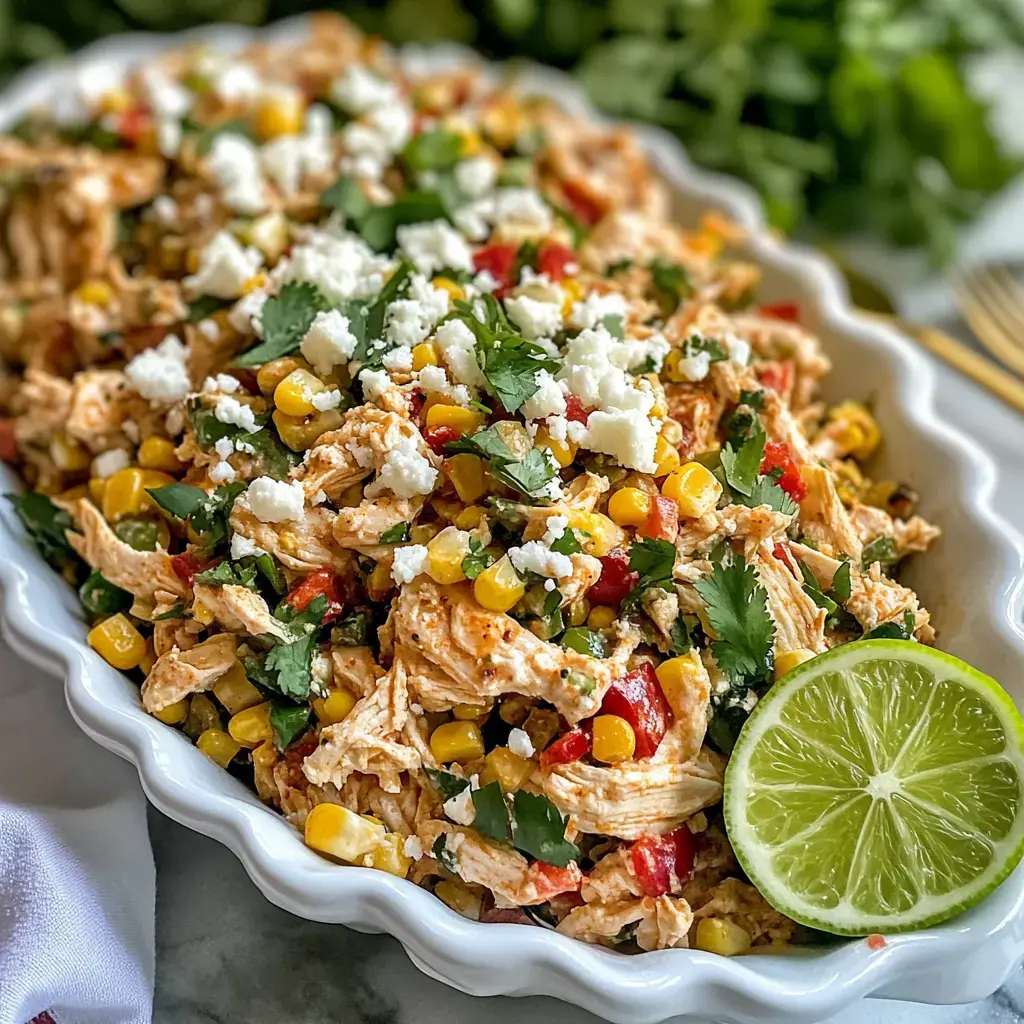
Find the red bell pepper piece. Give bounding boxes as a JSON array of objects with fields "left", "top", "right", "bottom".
[
  {"left": 601, "top": 662, "right": 672, "bottom": 759},
  {"left": 537, "top": 240, "right": 577, "bottom": 282},
  {"left": 587, "top": 548, "right": 638, "bottom": 607},
  {"left": 473, "top": 243, "right": 519, "bottom": 295},
  {"left": 540, "top": 726, "right": 591, "bottom": 768},
  {"left": 528, "top": 860, "right": 583, "bottom": 895},
  {"left": 424, "top": 424, "right": 461, "bottom": 455},
  {"left": 117, "top": 105, "right": 151, "bottom": 147},
  {"left": 170, "top": 552, "right": 213, "bottom": 586},
  {"left": 757, "top": 301, "right": 800, "bottom": 323},
  {"left": 629, "top": 826, "right": 696, "bottom": 897},
  {"left": 757, "top": 360, "right": 794, "bottom": 398},
  {"left": 561, "top": 180, "right": 603, "bottom": 227},
  {"left": 0, "top": 419, "right": 18, "bottom": 462},
  {"left": 640, "top": 495, "right": 679, "bottom": 542},
  {"left": 760, "top": 441, "right": 806, "bottom": 502},
  {"left": 564, "top": 394, "right": 590, "bottom": 425},
  {"left": 283, "top": 570, "right": 347, "bottom": 622}
]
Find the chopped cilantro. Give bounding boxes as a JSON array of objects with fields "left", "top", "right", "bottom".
[
  {"left": 720, "top": 426, "right": 766, "bottom": 497},
  {"left": 358, "top": 190, "right": 449, "bottom": 253},
  {"left": 461, "top": 537, "right": 494, "bottom": 580},
  {"left": 403, "top": 129, "right": 463, "bottom": 172},
  {"left": 601, "top": 314, "right": 625, "bottom": 339},
  {"left": 274, "top": 593, "right": 329, "bottom": 635},
  {"left": 798, "top": 561, "right": 838, "bottom": 619},
  {"left": 738, "top": 475, "right": 799, "bottom": 515},
  {"left": 471, "top": 782, "right": 512, "bottom": 843},
  {"left": 270, "top": 704, "right": 311, "bottom": 751},
  {"left": 235, "top": 282, "right": 329, "bottom": 367},
  {"left": 425, "top": 768, "right": 471, "bottom": 801},
  {"left": 694, "top": 555, "right": 775, "bottom": 687},
  {"left": 861, "top": 536, "right": 899, "bottom": 570},
  {"left": 649, "top": 257, "right": 692, "bottom": 312},
  {"left": 320, "top": 175, "right": 371, "bottom": 223},
  {"left": 264, "top": 633, "right": 317, "bottom": 700},
  {"left": 333, "top": 610, "right": 372, "bottom": 647},
  {"left": 380, "top": 522, "right": 410, "bottom": 544},
  {"left": 194, "top": 559, "right": 259, "bottom": 590},
  {"left": 832, "top": 560, "right": 853, "bottom": 603},
  {"left": 561, "top": 627, "right": 607, "bottom": 658},
  {"left": 538, "top": 588, "right": 565, "bottom": 639},
  {"left": 182, "top": 118, "right": 254, "bottom": 156},
  {"left": 509, "top": 791, "right": 580, "bottom": 867},
  {"left": 682, "top": 333, "right": 729, "bottom": 363},
  {"left": 362, "top": 258, "right": 414, "bottom": 348},
  {"left": 432, "top": 834, "right": 459, "bottom": 875},
  {"left": 6, "top": 492, "right": 78, "bottom": 571},
  {"left": 153, "top": 604, "right": 185, "bottom": 621},
  {"left": 255, "top": 553, "right": 287, "bottom": 594},
  {"left": 549, "top": 528, "right": 582, "bottom": 556},
  {"left": 187, "top": 295, "right": 229, "bottom": 323},
  {"left": 622, "top": 536, "right": 676, "bottom": 610},
  {"left": 864, "top": 609, "right": 917, "bottom": 641},
  {"left": 446, "top": 426, "right": 559, "bottom": 502},
  {"left": 668, "top": 615, "right": 693, "bottom": 655},
  {"left": 189, "top": 482, "right": 246, "bottom": 553},
  {"left": 79, "top": 571, "right": 132, "bottom": 618}
]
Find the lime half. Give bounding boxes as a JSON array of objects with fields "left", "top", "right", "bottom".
[{"left": 724, "top": 639, "right": 1024, "bottom": 935}]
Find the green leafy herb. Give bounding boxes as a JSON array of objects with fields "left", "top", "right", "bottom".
[
  {"left": 403, "top": 129, "right": 463, "bottom": 172},
  {"left": 269, "top": 705, "right": 311, "bottom": 751},
  {"left": 538, "top": 588, "right": 564, "bottom": 639},
  {"left": 244, "top": 426, "right": 302, "bottom": 481},
  {"left": 113, "top": 516, "right": 159, "bottom": 552},
  {"left": 425, "top": 768, "right": 471, "bottom": 801},
  {"left": 432, "top": 834, "right": 459, "bottom": 875},
  {"left": 738, "top": 475, "right": 799, "bottom": 515},
  {"left": 235, "top": 282, "right": 329, "bottom": 367},
  {"left": 187, "top": 295, "right": 229, "bottom": 323},
  {"left": 183, "top": 118, "right": 254, "bottom": 156},
  {"left": 549, "top": 528, "right": 582, "bottom": 556},
  {"left": 380, "top": 522, "right": 410, "bottom": 544},
  {"left": 649, "top": 257, "right": 692, "bottom": 312},
  {"left": 668, "top": 616, "right": 693, "bottom": 655},
  {"left": 694, "top": 556, "right": 775, "bottom": 687},
  {"left": 861, "top": 536, "right": 899, "bottom": 570},
  {"left": 471, "top": 782, "right": 512, "bottom": 843},
  {"left": 255, "top": 553, "right": 287, "bottom": 594},
  {"left": 194, "top": 559, "right": 259, "bottom": 590},
  {"left": 264, "top": 633, "right": 317, "bottom": 700},
  {"left": 561, "top": 627, "right": 607, "bottom": 658},
  {"left": 320, "top": 175, "right": 371, "bottom": 223},
  {"left": 682, "top": 334, "right": 729, "bottom": 364},
  {"left": 707, "top": 701, "right": 753, "bottom": 755},
  {"left": 720, "top": 426, "right": 766, "bottom": 497},
  {"left": 362, "top": 258, "right": 414, "bottom": 348},
  {"left": 722, "top": 391, "right": 766, "bottom": 449},
  {"left": 461, "top": 537, "right": 494, "bottom": 580},
  {"left": 798, "top": 562, "right": 838, "bottom": 618},
  {"left": 153, "top": 604, "right": 185, "bottom": 621},
  {"left": 864, "top": 609, "right": 917, "bottom": 641},
  {"left": 622, "top": 536, "right": 676, "bottom": 610},
  {"left": 79, "top": 571, "right": 132, "bottom": 617},
  {"left": 832, "top": 561, "right": 853, "bottom": 603},
  {"left": 357, "top": 191, "right": 449, "bottom": 252},
  {"left": 275, "top": 593, "right": 329, "bottom": 635},
  {"left": 447, "top": 426, "right": 559, "bottom": 502},
  {"left": 189, "top": 482, "right": 246, "bottom": 553},
  {"left": 333, "top": 610, "right": 372, "bottom": 647},
  {"left": 509, "top": 791, "right": 579, "bottom": 867},
  {"left": 6, "top": 492, "right": 77, "bottom": 570},
  {"left": 601, "top": 314, "right": 625, "bottom": 339}
]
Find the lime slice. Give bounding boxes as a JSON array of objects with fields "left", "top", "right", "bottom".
[{"left": 724, "top": 639, "right": 1024, "bottom": 935}]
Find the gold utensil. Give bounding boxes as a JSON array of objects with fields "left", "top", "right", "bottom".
[{"left": 952, "top": 264, "right": 1024, "bottom": 380}]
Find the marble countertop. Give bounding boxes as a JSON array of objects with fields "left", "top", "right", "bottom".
[{"left": 143, "top": 332, "right": 1024, "bottom": 1024}]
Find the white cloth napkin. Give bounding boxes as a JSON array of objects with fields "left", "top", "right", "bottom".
[{"left": 0, "top": 638, "right": 155, "bottom": 1024}]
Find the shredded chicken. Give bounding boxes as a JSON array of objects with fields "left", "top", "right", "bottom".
[
  {"left": 556, "top": 895, "right": 693, "bottom": 951},
  {"left": 691, "top": 878, "right": 795, "bottom": 945},
  {"left": 330, "top": 645, "right": 385, "bottom": 698},
  {"left": 799, "top": 464, "right": 863, "bottom": 561},
  {"left": 675, "top": 504, "right": 793, "bottom": 561},
  {"left": 140, "top": 633, "right": 237, "bottom": 711},
  {"left": 229, "top": 502, "right": 354, "bottom": 573},
  {"left": 754, "top": 544, "right": 828, "bottom": 654},
  {"left": 192, "top": 582, "right": 290, "bottom": 640}
]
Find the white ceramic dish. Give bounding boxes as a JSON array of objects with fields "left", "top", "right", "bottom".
[{"left": 3, "top": 18, "right": 1024, "bottom": 1024}]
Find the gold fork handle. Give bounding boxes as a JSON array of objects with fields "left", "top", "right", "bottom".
[{"left": 860, "top": 312, "right": 1024, "bottom": 416}]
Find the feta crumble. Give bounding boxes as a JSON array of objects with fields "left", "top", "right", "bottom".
[
  {"left": 365, "top": 438, "right": 438, "bottom": 499},
  {"left": 391, "top": 544, "right": 429, "bottom": 585},
  {"left": 230, "top": 533, "right": 267, "bottom": 559},
  {"left": 521, "top": 370, "right": 567, "bottom": 421},
  {"left": 184, "top": 230, "right": 262, "bottom": 300},
  {"left": 508, "top": 728, "right": 535, "bottom": 759},
  {"left": 213, "top": 395, "right": 259, "bottom": 433},
  {"left": 542, "top": 514, "right": 569, "bottom": 546},
  {"left": 91, "top": 448, "right": 130, "bottom": 479},
  {"left": 124, "top": 335, "right": 191, "bottom": 404},
  {"left": 508, "top": 540, "right": 573, "bottom": 580},
  {"left": 245, "top": 477, "right": 306, "bottom": 523},
  {"left": 443, "top": 786, "right": 476, "bottom": 827},
  {"left": 504, "top": 295, "right": 563, "bottom": 340},
  {"left": 300, "top": 309, "right": 359, "bottom": 375},
  {"left": 396, "top": 220, "right": 473, "bottom": 276}
]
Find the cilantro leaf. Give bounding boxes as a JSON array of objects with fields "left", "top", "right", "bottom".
[
  {"left": 720, "top": 426, "right": 766, "bottom": 497},
  {"left": 861, "top": 536, "right": 899, "bottom": 570},
  {"left": 472, "top": 782, "right": 512, "bottom": 844},
  {"left": 270, "top": 705, "right": 311, "bottom": 751},
  {"left": 275, "top": 593, "right": 329, "bottom": 635},
  {"left": 6, "top": 492, "right": 78, "bottom": 571},
  {"left": 362, "top": 258, "right": 414, "bottom": 348},
  {"left": 538, "top": 588, "right": 565, "bottom": 639},
  {"left": 694, "top": 556, "right": 775, "bottom": 687},
  {"left": 425, "top": 768, "right": 471, "bottom": 801},
  {"left": 255, "top": 553, "right": 287, "bottom": 594},
  {"left": 622, "top": 536, "right": 676, "bottom": 610},
  {"left": 798, "top": 561, "right": 838, "bottom": 618},
  {"left": 320, "top": 175, "right": 371, "bottom": 222},
  {"left": 832, "top": 560, "right": 853, "bottom": 603},
  {"left": 549, "top": 528, "right": 582, "bottom": 556},
  {"left": 446, "top": 426, "right": 559, "bottom": 502},
  {"left": 145, "top": 482, "right": 207, "bottom": 520},
  {"left": 189, "top": 482, "right": 246, "bottom": 553},
  {"left": 668, "top": 615, "right": 693, "bottom": 655},
  {"left": 333, "top": 610, "right": 372, "bottom": 647},
  {"left": 561, "top": 626, "right": 607, "bottom": 658},
  {"left": 264, "top": 633, "right": 317, "bottom": 700},
  {"left": 461, "top": 537, "right": 494, "bottom": 580},
  {"left": 433, "top": 834, "right": 459, "bottom": 875},
  {"left": 358, "top": 191, "right": 449, "bottom": 253},
  {"left": 235, "top": 282, "right": 329, "bottom": 367},
  {"left": 864, "top": 609, "right": 917, "bottom": 641},
  {"left": 194, "top": 559, "right": 259, "bottom": 590},
  {"left": 509, "top": 791, "right": 579, "bottom": 867},
  {"left": 601, "top": 313, "right": 625, "bottom": 339},
  {"left": 187, "top": 295, "right": 229, "bottom": 323},
  {"left": 739, "top": 475, "right": 798, "bottom": 515},
  {"left": 682, "top": 334, "right": 728, "bottom": 363},
  {"left": 380, "top": 522, "right": 410, "bottom": 544},
  {"left": 403, "top": 129, "right": 463, "bottom": 172},
  {"left": 153, "top": 604, "right": 185, "bottom": 621},
  {"left": 79, "top": 571, "right": 132, "bottom": 618},
  {"left": 649, "top": 257, "right": 692, "bottom": 312}
]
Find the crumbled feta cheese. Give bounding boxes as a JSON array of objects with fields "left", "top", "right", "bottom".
[
  {"left": 359, "top": 368, "right": 391, "bottom": 402},
  {"left": 679, "top": 350, "right": 711, "bottom": 382},
  {"left": 311, "top": 388, "right": 343, "bottom": 411},
  {"left": 229, "top": 289, "right": 268, "bottom": 337},
  {"left": 391, "top": 544, "right": 429, "bottom": 585},
  {"left": 521, "top": 370, "right": 567, "bottom": 420},
  {"left": 209, "top": 460, "right": 236, "bottom": 484},
  {"left": 471, "top": 269, "right": 500, "bottom": 294},
  {"left": 396, "top": 219, "right": 473, "bottom": 276},
  {"left": 383, "top": 275, "right": 449, "bottom": 349},
  {"left": 202, "top": 374, "right": 240, "bottom": 394},
  {"left": 417, "top": 364, "right": 449, "bottom": 394},
  {"left": 245, "top": 477, "right": 306, "bottom": 523},
  {"left": 124, "top": 335, "right": 191, "bottom": 404},
  {"left": 365, "top": 438, "right": 438, "bottom": 499},
  {"left": 724, "top": 334, "right": 751, "bottom": 366},
  {"left": 434, "top": 319, "right": 487, "bottom": 388},
  {"left": 300, "top": 309, "right": 359, "bottom": 375},
  {"left": 382, "top": 346, "right": 413, "bottom": 372},
  {"left": 544, "top": 578, "right": 557, "bottom": 592},
  {"left": 274, "top": 230, "right": 388, "bottom": 305},
  {"left": 208, "top": 133, "right": 267, "bottom": 215},
  {"left": 582, "top": 408, "right": 659, "bottom": 474},
  {"left": 491, "top": 188, "right": 552, "bottom": 233},
  {"left": 403, "top": 835, "right": 424, "bottom": 860},
  {"left": 443, "top": 786, "right": 476, "bottom": 827},
  {"left": 454, "top": 157, "right": 497, "bottom": 198},
  {"left": 330, "top": 65, "right": 398, "bottom": 116},
  {"left": 91, "top": 448, "right": 130, "bottom": 479},
  {"left": 214, "top": 63, "right": 261, "bottom": 104},
  {"left": 214, "top": 437, "right": 235, "bottom": 460},
  {"left": 260, "top": 104, "right": 333, "bottom": 197},
  {"left": 213, "top": 395, "right": 259, "bottom": 433},
  {"left": 230, "top": 533, "right": 267, "bottom": 559},
  {"left": 504, "top": 295, "right": 563, "bottom": 340},
  {"left": 542, "top": 515, "right": 569, "bottom": 546},
  {"left": 197, "top": 318, "right": 220, "bottom": 341},
  {"left": 569, "top": 291, "right": 629, "bottom": 331},
  {"left": 508, "top": 728, "right": 535, "bottom": 759},
  {"left": 546, "top": 415, "right": 568, "bottom": 443},
  {"left": 610, "top": 333, "right": 672, "bottom": 374},
  {"left": 508, "top": 540, "right": 573, "bottom": 579}
]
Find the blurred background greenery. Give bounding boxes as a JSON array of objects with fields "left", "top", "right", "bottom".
[{"left": 2, "top": 0, "right": 1023, "bottom": 260}]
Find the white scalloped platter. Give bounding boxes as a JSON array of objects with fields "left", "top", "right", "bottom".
[{"left": 2, "top": 18, "right": 1024, "bottom": 1024}]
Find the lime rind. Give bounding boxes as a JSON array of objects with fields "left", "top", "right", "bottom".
[{"left": 724, "top": 639, "right": 1024, "bottom": 936}]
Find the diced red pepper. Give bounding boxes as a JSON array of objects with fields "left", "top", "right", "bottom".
[
  {"left": 772, "top": 542, "right": 800, "bottom": 576},
  {"left": 561, "top": 180, "right": 604, "bottom": 227},
  {"left": 540, "top": 726, "right": 591, "bottom": 768},
  {"left": 760, "top": 441, "right": 806, "bottom": 502},
  {"left": 629, "top": 826, "right": 696, "bottom": 897},
  {"left": 528, "top": 860, "right": 583, "bottom": 895},
  {"left": 867, "top": 934, "right": 887, "bottom": 951},
  {"left": 640, "top": 495, "right": 679, "bottom": 542},
  {"left": 284, "top": 570, "right": 347, "bottom": 622},
  {"left": 601, "top": 662, "right": 672, "bottom": 759},
  {"left": 117, "top": 105, "right": 151, "bottom": 147},
  {"left": 424, "top": 424, "right": 461, "bottom": 455},
  {"left": 587, "top": 548, "right": 638, "bottom": 606},
  {"left": 473, "top": 243, "right": 519, "bottom": 295},
  {"left": 0, "top": 419, "right": 18, "bottom": 462},
  {"left": 757, "top": 360, "right": 794, "bottom": 398},
  {"left": 170, "top": 552, "right": 213, "bottom": 586},
  {"left": 564, "top": 394, "right": 590, "bottom": 425},
  {"left": 757, "top": 301, "right": 801, "bottom": 323},
  {"left": 537, "top": 240, "right": 577, "bottom": 282}
]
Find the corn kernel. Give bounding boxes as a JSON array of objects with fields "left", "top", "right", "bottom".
[
  {"left": 196, "top": 728, "right": 241, "bottom": 768},
  {"left": 607, "top": 487, "right": 651, "bottom": 528},
  {"left": 192, "top": 599, "right": 215, "bottom": 626},
  {"left": 427, "top": 526, "right": 471, "bottom": 584},
  {"left": 480, "top": 746, "right": 533, "bottom": 792},
  {"left": 427, "top": 404, "right": 485, "bottom": 436},
  {"left": 535, "top": 426, "right": 578, "bottom": 468},
  {"left": 655, "top": 652, "right": 708, "bottom": 719},
  {"left": 431, "top": 277, "right": 466, "bottom": 303},
  {"left": 213, "top": 660, "right": 263, "bottom": 715},
  {"left": 446, "top": 453, "right": 488, "bottom": 503},
  {"left": 139, "top": 637, "right": 156, "bottom": 676},
  {"left": 367, "top": 560, "right": 395, "bottom": 600},
  {"left": 663, "top": 349, "right": 686, "bottom": 383},
  {"left": 453, "top": 701, "right": 492, "bottom": 720},
  {"left": 453, "top": 505, "right": 486, "bottom": 530},
  {"left": 250, "top": 211, "right": 289, "bottom": 262},
  {"left": 434, "top": 879, "right": 482, "bottom": 918},
  {"left": 137, "top": 436, "right": 183, "bottom": 474},
  {"left": 304, "top": 803, "right": 386, "bottom": 863},
  {"left": 88, "top": 478, "right": 107, "bottom": 505},
  {"left": 153, "top": 698, "right": 188, "bottom": 725},
  {"left": 828, "top": 401, "right": 881, "bottom": 462},
  {"left": 481, "top": 98, "right": 524, "bottom": 151},
  {"left": 257, "top": 356, "right": 308, "bottom": 396},
  {"left": 312, "top": 688, "right": 357, "bottom": 726},
  {"left": 693, "top": 917, "right": 752, "bottom": 956},
  {"left": 565, "top": 511, "right": 626, "bottom": 557},
  {"left": 775, "top": 647, "right": 815, "bottom": 679},
  {"left": 51, "top": 432, "right": 91, "bottom": 472},
  {"left": 560, "top": 278, "right": 584, "bottom": 318},
  {"left": 370, "top": 833, "right": 413, "bottom": 878},
  {"left": 227, "top": 702, "right": 274, "bottom": 748},
  {"left": 473, "top": 554, "right": 525, "bottom": 613},
  {"left": 274, "top": 369, "right": 325, "bottom": 417},
  {"left": 101, "top": 467, "right": 147, "bottom": 522},
  {"left": 273, "top": 408, "right": 343, "bottom": 451},
  {"left": 74, "top": 279, "right": 114, "bottom": 307},
  {"left": 255, "top": 87, "right": 305, "bottom": 140},
  {"left": 587, "top": 605, "right": 617, "bottom": 630},
  {"left": 661, "top": 462, "right": 723, "bottom": 519},
  {"left": 98, "top": 88, "right": 132, "bottom": 115},
  {"left": 87, "top": 613, "right": 146, "bottom": 670},
  {"left": 592, "top": 714, "right": 636, "bottom": 763},
  {"left": 406, "top": 342, "right": 438, "bottom": 372},
  {"left": 653, "top": 435, "right": 682, "bottom": 477},
  {"left": 430, "top": 720, "right": 485, "bottom": 763}
]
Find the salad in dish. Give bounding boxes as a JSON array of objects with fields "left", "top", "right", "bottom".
[{"left": 2, "top": 13, "right": 1020, "bottom": 955}]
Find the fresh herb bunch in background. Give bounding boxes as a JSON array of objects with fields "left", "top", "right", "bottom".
[{"left": 2, "top": 0, "right": 1022, "bottom": 258}]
